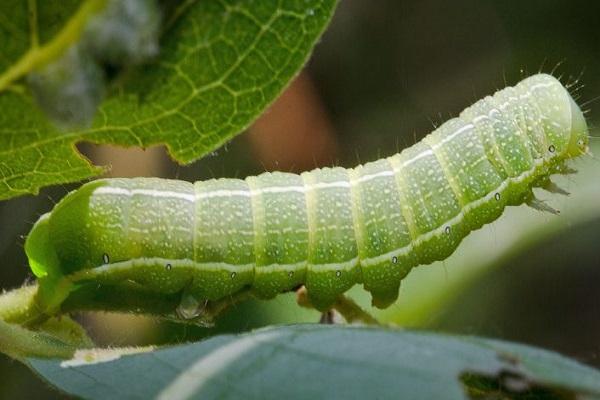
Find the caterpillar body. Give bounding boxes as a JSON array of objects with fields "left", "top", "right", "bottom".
[{"left": 25, "top": 74, "right": 589, "bottom": 320}]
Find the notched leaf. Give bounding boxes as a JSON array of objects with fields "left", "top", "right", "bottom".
[
  {"left": 461, "top": 352, "right": 578, "bottom": 400},
  {"left": 0, "top": 0, "right": 338, "bottom": 200},
  {"left": 461, "top": 370, "right": 576, "bottom": 400},
  {"left": 28, "top": 0, "right": 162, "bottom": 128},
  {"left": 28, "top": 44, "right": 105, "bottom": 128},
  {"left": 25, "top": 326, "right": 600, "bottom": 400}
]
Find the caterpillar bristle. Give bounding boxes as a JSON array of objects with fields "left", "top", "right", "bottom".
[{"left": 580, "top": 94, "right": 600, "bottom": 108}]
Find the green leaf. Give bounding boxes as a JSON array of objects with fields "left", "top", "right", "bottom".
[
  {"left": 0, "top": 0, "right": 337, "bottom": 200},
  {"left": 28, "top": 325, "right": 600, "bottom": 399}
]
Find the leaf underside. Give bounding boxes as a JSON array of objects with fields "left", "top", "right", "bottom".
[
  {"left": 28, "top": 325, "right": 600, "bottom": 400},
  {"left": 0, "top": 0, "right": 337, "bottom": 200}
]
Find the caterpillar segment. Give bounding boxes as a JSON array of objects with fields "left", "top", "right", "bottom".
[{"left": 25, "top": 74, "right": 589, "bottom": 321}]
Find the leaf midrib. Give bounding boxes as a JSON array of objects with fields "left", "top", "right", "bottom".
[{"left": 0, "top": 0, "right": 108, "bottom": 92}]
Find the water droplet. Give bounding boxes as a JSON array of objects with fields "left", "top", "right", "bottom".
[
  {"left": 166, "top": 263, "right": 172, "bottom": 271},
  {"left": 548, "top": 144, "right": 556, "bottom": 153},
  {"left": 230, "top": 272, "right": 236, "bottom": 279},
  {"left": 494, "top": 192, "right": 501, "bottom": 201},
  {"left": 444, "top": 226, "right": 451, "bottom": 235},
  {"left": 102, "top": 253, "right": 109, "bottom": 264},
  {"left": 392, "top": 256, "right": 398, "bottom": 264},
  {"left": 335, "top": 270, "right": 342, "bottom": 277}
]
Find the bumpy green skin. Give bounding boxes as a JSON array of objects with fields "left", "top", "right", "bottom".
[{"left": 26, "top": 74, "right": 589, "bottom": 315}]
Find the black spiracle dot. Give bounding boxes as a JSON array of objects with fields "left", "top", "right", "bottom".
[
  {"left": 392, "top": 256, "right": 398, "bottom": 264},
  {"left": 335, "top": 270, "right": 342, "bottom": 278},
  {"left": 165, "top": 263, "right": 172, "bottom": 271},
  {"left": 102, "top": 253, "right": 109, "bottom": 264},
  {"left": 231, "top": 272, "right": 236, "bottom": 279},
  {"left": 548, "top": 144, "right": 556, "bottom": 153},
  {"left": 444, "top": 226, "right": 451, "bottom": 235},
  {"left": 494, "top": 192, "right": 501, "bottom": 201}
]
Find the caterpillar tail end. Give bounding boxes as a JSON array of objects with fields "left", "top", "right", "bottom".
[{"left": 25, "top": 213, "right": 72, "bottom": 321}]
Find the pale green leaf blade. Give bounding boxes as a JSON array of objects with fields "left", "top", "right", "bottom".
[{"left": 28, "top": 325, "right": 600, "bottom": 399}]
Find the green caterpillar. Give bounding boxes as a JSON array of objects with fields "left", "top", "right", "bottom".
[{"left": 25, "top": 74, "right": 589, "bottom": 322}]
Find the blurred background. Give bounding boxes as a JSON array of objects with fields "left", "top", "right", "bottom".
[{"left": 2, "top": 0, "right": 600, "bottom": 397}]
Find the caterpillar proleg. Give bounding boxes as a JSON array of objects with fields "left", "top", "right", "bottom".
[{"left": 25, "top": 74, "right": 589, "bottom": 322}]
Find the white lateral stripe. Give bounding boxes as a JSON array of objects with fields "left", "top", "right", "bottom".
[
  {"left": 77, "top": 256, "right": 358, "bottom": 277},
  {"left": 255, "top": 261, "right": 306, "bottom": 273},
  {"left": 309, "top": 257, "right": 359, "bottom": 272}
]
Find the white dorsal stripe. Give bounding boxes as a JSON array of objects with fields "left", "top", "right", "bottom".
[
  {"left": 94, "top": 187, "right": 196, "bottom": 201},
  {"left": 93, "top": 94, "right": 528, "bottom": 204},
  {"left": 94, "top": 181, "right": 353, "bottom": 201}
]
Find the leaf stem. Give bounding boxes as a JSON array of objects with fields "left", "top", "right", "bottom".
[
  {"left": 0, "top": 285, "right": 95, "bottom": 359},
  {"left": 0, "top": 0, "right": 107, "bottom": 92},
  {"left": 0, "top": 318, "right": 76, "bottom": 359},
  {"left": 0, "top": 284, "right": 42, "bottom": 324},
  {"left": 332, "top": 295, "right": 381, "bottom": 325}
]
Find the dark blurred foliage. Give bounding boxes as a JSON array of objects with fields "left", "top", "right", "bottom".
[
  {"left": 2, "top": 0, "right": 600, "bottom": 398},
  {"left": 435, "top": 215, "right": 600, "bottom": 368}
]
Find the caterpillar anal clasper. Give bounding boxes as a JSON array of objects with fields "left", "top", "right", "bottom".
[{"left": 25, "top": 74, "right": 589, "bottom": 321}]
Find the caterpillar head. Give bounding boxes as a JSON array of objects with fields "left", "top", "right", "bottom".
[
  {"left": 565, "top": 95, "right": 589, "bottom": 158},
  {"left": 524, "top": 74, "right": 589, "bottom": 160},
  {"left": 25, "top": 181, "right": 106, "bottom": 280}
]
